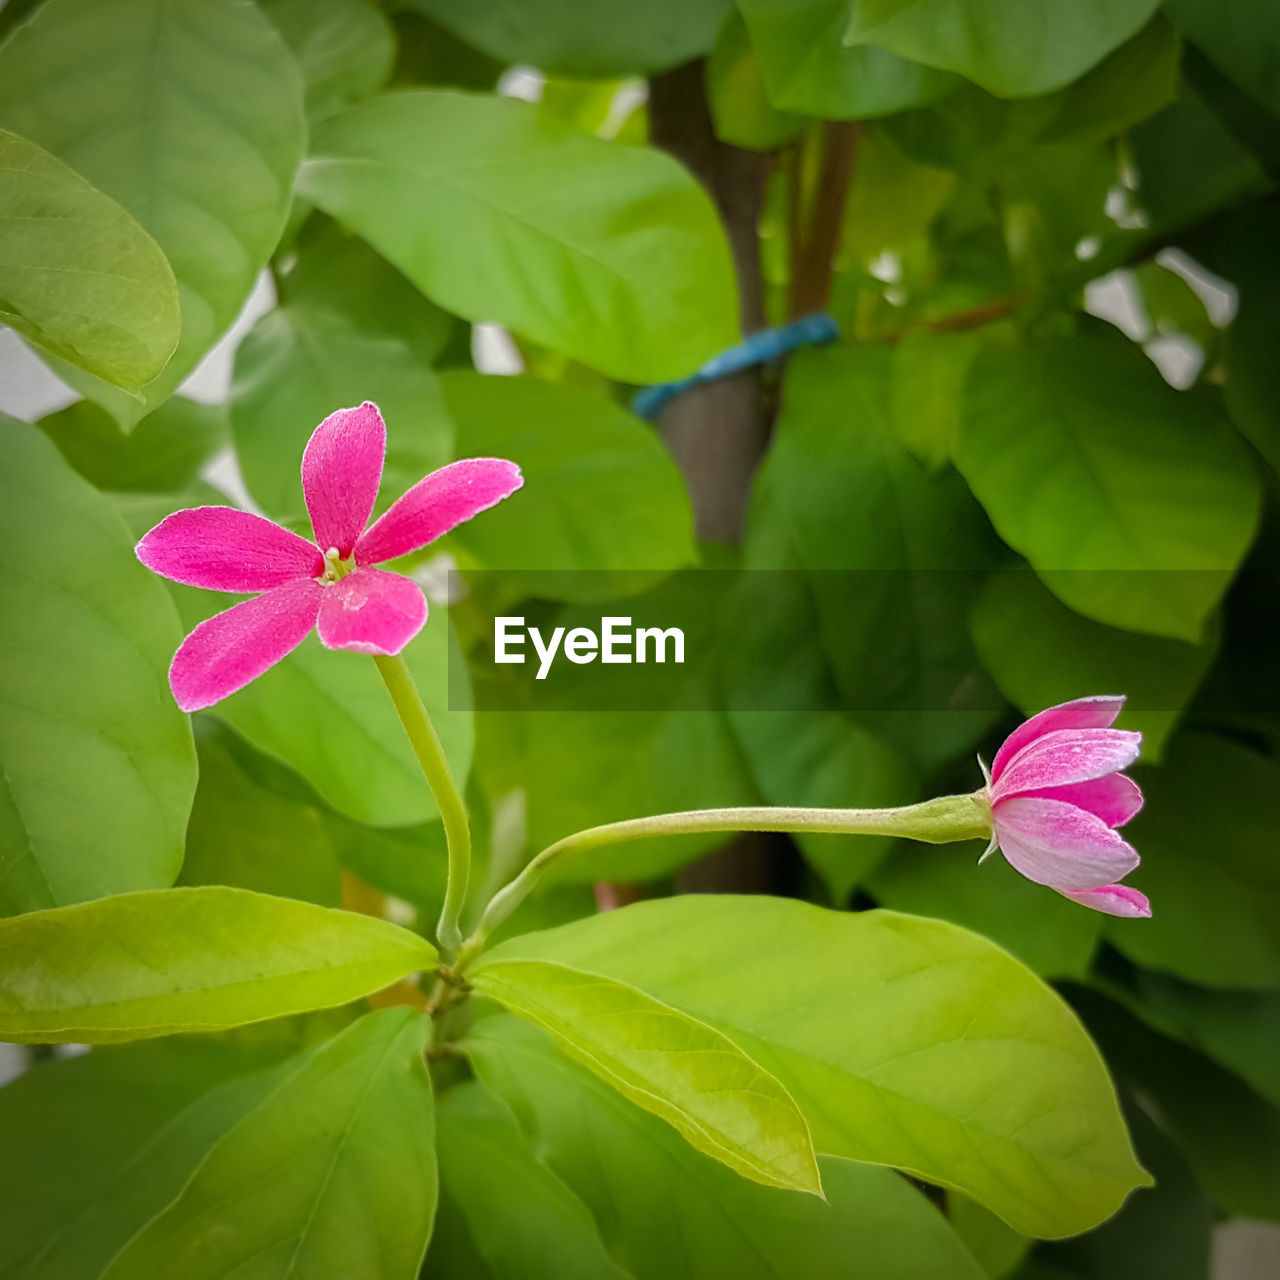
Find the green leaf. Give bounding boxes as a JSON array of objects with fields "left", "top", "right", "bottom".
[
  {"left": 402, "top": 0, "right": 730, "bottom": 77},
  {"left": 207, "top": 604, "right": 473, "bottom": 828},
  {"left": 179, "top": 722, "right": 342, "bottom": 906},
  {"left": 103, "top": 1008, "right": 437, "bottom": 1279},
  {"left": 739, "top": 0, "right": 958, "bottom": 117},
  {"left": 259, "top": 0, "right": 394, "bottom": 119},
  {"left": 38, "top": 397, "right": 227, "bottom": 493},
  {"left": 0, "top": 422, "right": 194, "bottom": 915},
  {"left": 0, "top": 886, "right": 437, "bottom": 1043},
  {"left": 888, "top": 333, "right": 978, "bottom": 468},
  {"left": 0, "top": 1035, "right": 302, "bottom": 1280},
  {"left": 866, "top": 842, "right": 1101, "bottom": 979},
  {"left": 1164, "top": 0, "right": 1280, "bottom": 116},
  {"left": 955, "top": 333, "right": 1262, "bottom": 642},
  {"left": 431, "top": 1081, "right": 632, "bottom": 1280},
  {"left": 299, "top": 89, "right": 738, "bottom": 382},
  {"left": 1104, "top": 732, "right": 1280, "bottom": 989},
  {"left": 468, "top": 1015, "right": 990, "bottom": 1280},
  {"left": 230, "top": 254, "right": 454, "bottom": 524},
  {"left": 0, "top": 128, "right": 179, "bottom": 390},
  {"left": 730, "top": 709, "right": 919, "bottom": 903},
  {"left": 478, "top": 896, "right": 1149, "bottom": 1238},
  {"left": 707, "top": 11, "right": 806, "bottom": 151},
  {"left": 469, "top": 956, "right": 821, "bottom": 1195},
  {"left": 970, "top": 570, "right": 1215, "bottom": 761},
  {"left": 843, "top": 0, "right": 1162, "bottom": 97},
  {"left": 438, "top": 372, "right": 696, "bottom": 591},
  {"left": 0, "top": 0, "right": 305, "bottom": 426},
  {"left": 1075, "top": 986, "right": 1280, "bottom": 1222}
]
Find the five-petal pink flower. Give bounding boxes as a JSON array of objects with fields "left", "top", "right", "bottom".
[
  {"left": 982, "top": 695, "right": 1151, "bottom": 917},
  {"left": 137, "top": 402, "right": 522, "bottom": 713}
]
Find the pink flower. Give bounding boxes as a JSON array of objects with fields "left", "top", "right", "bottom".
[
  {"left": 981, "top": 695, "right": 1151, "bottom": 918},
  {"left": 136, "top": 402, "right": 522, "bottom": 712}
]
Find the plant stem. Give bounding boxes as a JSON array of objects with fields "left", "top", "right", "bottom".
[
  {"left": 373, "top": 654, "right": 470, "bottom": 955},
  {"left": 455, "top": 793, "right": 992, "bottom": 973}
]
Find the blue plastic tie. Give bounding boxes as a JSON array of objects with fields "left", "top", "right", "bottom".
[{"left": 631, "top": 313, "right": 839, "bottom": 421}]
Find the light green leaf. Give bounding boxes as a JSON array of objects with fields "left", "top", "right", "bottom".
[
  {"left": 1104, "top": 732, "right": 1280, "bottom": 989},
  {"left": 38, "top": 397, "right": 226, "bottom": 493},
  {"left": 299, "top": 90, "right": 738, "bottom": 382},
  {"left": 844, "top": 0, "right": 1162, "bottom": 97},
  {"left": 180, "top": 722, "right": 342, "bottom": 907},
  {"left": 402, "top": 0, "right": 730, "bottom": 77},
  {"left": 259, "top": 0, "right": 394, "bottom": 119},
  {"left": 739, "top": 0, "right": 958, "bottom": 118},
  {"left": 970, "top": 570, "right": 1215, "bottom": 761},
  {"left": 0, "top": 422, "right": 194, "bottom": 915},
  {"left": 888, "top": 333, "right": 978, "bottom": 468},
  {"left": 1164, "top": 0, "right": 1280, "bottom": 116},
  {"left": 0, "top": 128, "right": 179, "bottom": 390},
  {"left": 0, "top": 0, "right": 305, "bottom": 426},
  {"left": 955, "top": 333, "right": 1262, "bottom": 641},
  {"left": 468, "top": 1015, "right": 991, "bottom": 1280},
  {"left": 431, "top": 1081, "right": 633, "bottom": 1280},
  {"left": 0, "top": 886, "right": 437, "bottom": 1043},
  {"left": 0, "top": 1035, "right": 302, "bottom": 1280},
  {"left": 103, "top": 1008, "right": 437, "bottom": 1279},
  {"left": 866, "top": 841, "right": 1102, "bottom": 980},
  {"left": 479, "top": 896, "right": 1149, "bottom": 1237},
  {"left": 438, "top": 372, "right": 696, "bottom": 591},
  {"left": 469, "top": 956, "right": 821, "bottom": 1195},
  {"left": 707, "top": 11, "right": 805, "bottom": 151}
]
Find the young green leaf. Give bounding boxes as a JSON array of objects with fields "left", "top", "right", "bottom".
[
  {"left": 431, "top": 1081, "right": 633, "bottom": 1279},
  {"left": 468, "top": 957, "right": 822, "bottom": 1196},
  {"left": 0, "top": 0, "right": 305, "bottom": 427},
  {"left": 299, "top": 90, "right": 738, "bottom": 382},
  {"left": 467, "top": 1016, "right": 988, "bottom": 1280},
  {"left": 0, "top": 1036, "right": 302, "bottom": 1280},
  {"left": 0, "top": 129, "right": 179, "bottom": 391},
  {"left": 0, "top": 423, "right": 194, "bottom": 916},
  {"left": 102, "top": 1008, "right": 437, "bottom": 1280},
  {"left": 0, "top": 887, "right": 437, "bottom": 1043},
  {"left": 956, "top": 333, "right": 1261, "bottom": 642},
  {"left": 843, "top": 0, "right": 1162, "bottom": 97},
  {"left": 476, "top": 896, "right": 1150, "bottom": 1238}
]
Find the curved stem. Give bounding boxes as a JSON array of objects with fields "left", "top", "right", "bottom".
[
  {"left": 374, "top": 654, "right": 470, "bottom": 955},
  {"left": 455, "top": 793, "right": 991, "bottom": 974}
]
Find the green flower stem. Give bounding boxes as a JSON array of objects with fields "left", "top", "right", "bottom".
[
  {"left": 374, "top": 654, "right": 470, "bottom": 955},
  {"left": 454, "top": 793, "right": 992, "bottom": 974}
]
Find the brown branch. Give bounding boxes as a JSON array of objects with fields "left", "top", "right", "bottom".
[
  {"left": 789, "top": 121, "right": 861, "bottom": 319},
  {"left": 879, "top": 296, "right": 1021, "bottom": 344}
]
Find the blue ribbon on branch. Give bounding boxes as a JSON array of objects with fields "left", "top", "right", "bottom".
[{"left": 630, "top": 313, "right": 839, "bottom": 421}]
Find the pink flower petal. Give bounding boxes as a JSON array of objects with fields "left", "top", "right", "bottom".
[
  {"left": 994, "top": 797, "right": 1140, "bottom": 892},
  {"left": 355, "top": 457, "right": 523, "bottom": 566},
  {"left": 136, "top": 507, "right": 322, "bottom": 592},
  {"left": 992, "top": 728, "right": 1142, "bottom": 800},
  {"left": 1056, "top": 884, "right": 1152, "bottom": 918},
  {"left": 1013, "top": 774, "right": 1143, "bottom": 828},
  {"left": 991, "top": 695, "right": 1125, "bottom": 781},
  {"left": 302, "top": 402, "right": 386, "bottom": 557},
  {"left": 169, "top": 580, "right": 322, "bottom": 712},
  {"left": 317, "top": 567, "right": 428, "bottom": 655}
]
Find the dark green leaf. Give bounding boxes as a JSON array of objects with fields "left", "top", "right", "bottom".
[
  {"left": 1164, "top": 0, "right": 1280, "bottom": 115},
  {"left": 0, "top": 128, "right": 179, "bottom": 390},
  {"left": 0, "top": 422, "right": 194, "bottom": 915},
  {"left": 0, "top": 0, "right": 305, "bottom": 426},
  {"left": 103, "top": 1008, "right": 437, "bottom": 1279},
  {"left": 1105, "top": 732, "right": 1280, "bottom": 988},
  {"left": 0, "top": 886, "right": 437, "bottom": 1042},
  {"left": 299, "top": 90, "right": 738, "bottom": 382}
]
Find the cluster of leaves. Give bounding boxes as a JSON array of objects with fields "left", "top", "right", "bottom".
[{"left": 0, "top": 0, "right": 1278, "bottom": 1278}]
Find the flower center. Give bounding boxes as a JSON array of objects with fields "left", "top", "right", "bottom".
[{"left": 317, "top": 546, "right": 357, "bottom": 585}]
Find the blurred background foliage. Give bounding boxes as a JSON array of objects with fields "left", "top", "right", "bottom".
[{"left": 1, "top": 0, "right": 1279, "bottom": 1275}]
